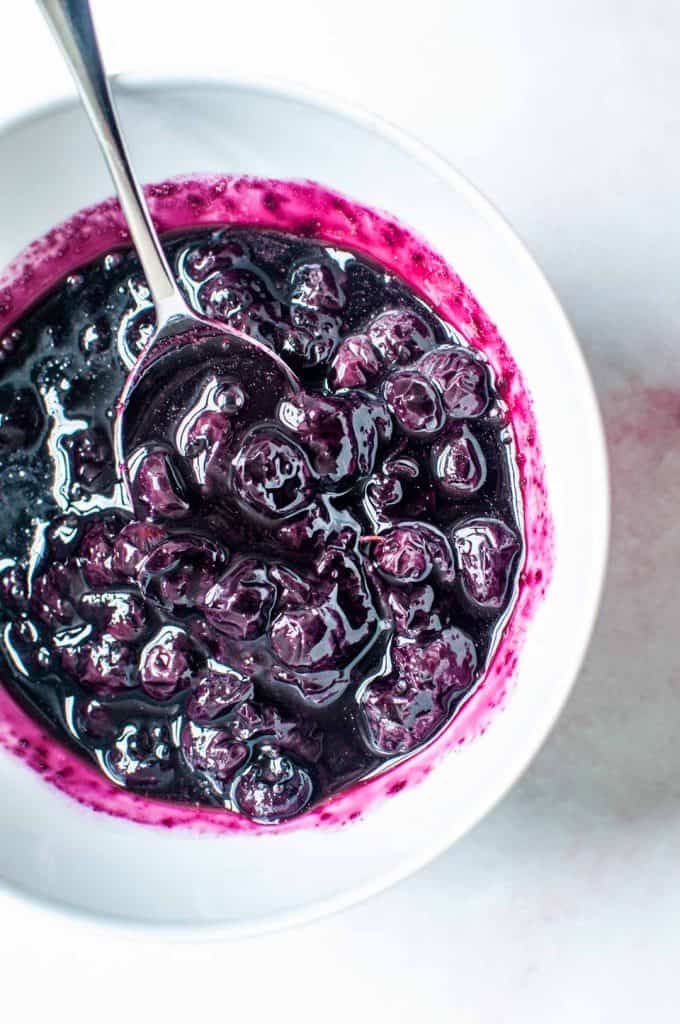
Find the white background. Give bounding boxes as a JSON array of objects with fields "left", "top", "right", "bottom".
[{"left": 1, "top": 1, "right": 678, "bottom": 1020}]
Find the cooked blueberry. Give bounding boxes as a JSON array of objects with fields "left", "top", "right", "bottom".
[
  {"left": 231, "top": 429, "right": 312, "bottom": 518},
  {"left": 363, "top": 473, "right": 403, "bottom": 521},
  {"left": 199, "top": 238, "right": 247, "bottom": 276},
  {"left": 360, "top": 627, "right": 477, "bottom": 754},
  {"left": 129, "top": 446, "right": 190, "bottom": 520},
  {"left": 78, "top": 518, "right": 126, "bottom": 588},
  {"left": 274, "top": 304, "right": 339, "bottom": 367},
  {"left": 397, "top": 626, "right": 475, "bottom": 690},
  {"left": 420, "top": 524, "right": 457, "bottom": 584},
  {"left": 371, "top": 523, "right": 455, "bottom": 585},
  {"left": 174, "top": 377, "right": 244, "bottom": 492},
  {"left": 63, "top": 427, "right": 113, "bottom": 490},
  {"left": 27, "top": 562, "right": 74, "bottom": 629},
  {"left": 181, "top": 721, "right": 248, "bottom": 790},
  {"left": 453, "top": 518, "right": 521, "bottom": 609},
  {"left": 139, "top": 625, "right": 197, "bottom": 700},
  {"left": 329, "top": 334, "right": 382, "bottom": 389},
  {"left": 203, "top": 559, "right": 276, "bottom": 640},
  {"left": 386, "top": 584, "right": 443, "bottom": 638},
  {"left": 277, "top": 497, "right": 363, "bottom": 555},
  {"left": 78, "top": 590, "right": 147, "bottom": 641},
  {"left": 232, "top": 750, "right": 314, "bottom": 821},
  {"left": 105, "top": 721, "right": 175, "bottom": 789},
  {"left": 314, "top": 548, "right": 377, "bottom": 636},
  {"left": 368, "top": 309, "right": 434, "bottom": 364},
  {"left": 268, "top": 564, "right": 311, "bottom": 609},
  {"left": 289, "top": 261, "right": 344, "bottom": 310},
  {"left": 418, "top": 345, "right": 490, "bottom": 417},
  {"left": 66, "top": 632, "right": 136, "bottom": 696},
  {"left": 186, "top": 667, "right": 254, "bottom": 723},
  {"left": 362, "top": 453, "right": 429, "bottom": 527},
  {"left": 289, "top": 305, "right": 339, "bottom": 350},
  {"left": 432, "top": 425, "right": 487, "bottom": 495},
  {"left": 139, "top": 536, "right": 225, "bottom": 615},
  {"left": 274, "top": 318, "right": 334, "bottom": 367},
  {"left": 179, "top": 408, "right": 230, "bottom": 467},
  {"left": 197, "top": 268, "right": 270, "bottom": 320},
  {"left": 112, "top": 521, "right": 166, "bottom": 577},
  {"left": 278, "top": 390, "right": 386, "bottom": 483},
  {"left": 181, "top": 236, "right": 248, "bottom": 282},
  {"left": 275, "top": 499, "right": 331, "bottom": 551},
  {"left": 383, "top": 370, "right": 444, "bottom": 436},
  {"left": 372, "top": 527, "right": 431, "bottom": 583},
  {"left": 270, "top": 605, "right": 345, "bottom": 670}
]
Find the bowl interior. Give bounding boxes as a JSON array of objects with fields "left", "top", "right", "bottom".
[{"left": 0, "top": 78, "right": 607, "bottom": 933}]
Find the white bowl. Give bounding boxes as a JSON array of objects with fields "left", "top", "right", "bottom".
[{"left": 0, "top": 76, "right": 608, "bottom": 935}]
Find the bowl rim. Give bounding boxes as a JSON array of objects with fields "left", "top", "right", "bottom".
[{"left": 0, "top": 70, "right": 610, "bottom": 940}]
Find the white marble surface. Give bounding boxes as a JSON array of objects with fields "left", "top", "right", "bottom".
[{"left": 0, "top": 0, "right": 677, "bottom": 1019}]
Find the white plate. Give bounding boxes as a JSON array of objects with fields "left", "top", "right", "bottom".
[{"left": 0, "top": 76, "right": 608, "bottom": 936}]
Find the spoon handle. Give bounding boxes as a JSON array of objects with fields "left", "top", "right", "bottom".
[{"left": 37, "top": 0, "right": 189, "bottom": 326}]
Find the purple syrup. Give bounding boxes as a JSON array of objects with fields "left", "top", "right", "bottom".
[{"left": 0, "top": 211, "right": 526, "bottom": 825}]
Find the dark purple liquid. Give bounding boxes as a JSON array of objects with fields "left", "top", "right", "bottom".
[{"left": 0, "top": 227, "right": 522, "bottom": 822}]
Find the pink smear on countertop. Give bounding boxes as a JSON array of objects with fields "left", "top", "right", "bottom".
[{"left": 0, "top": 175, "right": 553, "bottom": 834}]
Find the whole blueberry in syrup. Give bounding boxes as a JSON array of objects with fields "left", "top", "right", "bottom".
[{"left": 0, "top": 227, "right": 522, "bottom": 822}]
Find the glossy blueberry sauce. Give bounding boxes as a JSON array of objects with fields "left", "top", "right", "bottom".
[{"left": 0, "top": 177, "right": 552, "bottom": 831}]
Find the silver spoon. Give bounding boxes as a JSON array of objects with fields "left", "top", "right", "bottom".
[{"left": 37, "top": 0, "right": 299, "bottom": 494}]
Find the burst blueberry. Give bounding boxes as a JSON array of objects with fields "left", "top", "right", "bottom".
[
  {"left": 203, "top": 559, "right": 276, "bottom": 640},
  {"left": 112, "top": 521, "right": 166, "bottom": 577},
  {"left": 139, "top": 536, "right": 225, "bottom": 615},
  {"left": 368, "top": 309, "right": 434, "bottom": 364},
  {"left": 186, "top": 668, "right": 254, "bottom": 724},
  {"left": 271, "top": 605, "right": 345, "bottom": 670},
  {"left": 418, "top": 345, "right": 490, "bottom": 417},
  {"left": 69, "top": 632, "right": 136, "bottom": 697},
  {"left": 383, "top": 370, "right": 444, "bottom": 436},
  {"left": 453, "top": 517, "right": 521, "bottom": 608},
  {"left": 432, "top": 425, "right": 487, "bottom": 496},
  {"left": 329, "top": 335, "right": 381, "bottom": 389},
  {"left": 361, "top": 627, "right": 477, "bottom": 754},
  {"left": 64, "top": 428, "right": 113, "bottom": 490},
  {"left": 129, "top": 446, "right": 190, "bottom": 519},
  {"left": 181, "top": 721, "right": 248, "bottom": 794},
  {"left": 231, "top": 429, "right": 313, "bottom": 517},
  {"left": 139, "top": 625, "right": 197, "bottom": 700},
  {"left": 77, "top": 518, "right": 127, "bottom": 588},
  {"left": 289, "top": 261, "right": 344, "bottom": 310}
]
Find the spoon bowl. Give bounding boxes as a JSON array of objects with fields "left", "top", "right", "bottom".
[{"left": 115, "top": 326, "right": 300, "bottom": 497}]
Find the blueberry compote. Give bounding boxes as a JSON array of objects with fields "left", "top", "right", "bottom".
[{"left": 0, "top": 227, "right": 522, "bottom": 823}]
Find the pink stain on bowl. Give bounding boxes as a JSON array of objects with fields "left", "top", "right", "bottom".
[{"left": 0, "top": 176, "right": 553, "bottom": 834}]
